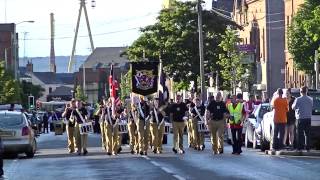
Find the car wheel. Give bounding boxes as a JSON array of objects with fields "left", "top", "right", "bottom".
[
  {"left": 26, "top": 138, "right": 37, "bottom": 158},
  {"left": 245, "top": 129, "right": 253, "bottom": 148}
]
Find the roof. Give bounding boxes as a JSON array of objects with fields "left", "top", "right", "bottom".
[
  {"left": 84, "top": 47, "right": 129, "bottom": 69},
  {"left": 48, "top": 86, "right": 73, "bottom": 96},
  {"left": 31, "top": 72, "right": 74, "bottom": 84}
]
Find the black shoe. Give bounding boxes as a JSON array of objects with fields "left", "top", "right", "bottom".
[
  {"left": 107, "top": 152, "right": 112, "bottom": 156},
  {"left": 172, "top": 148, "right": 177, "bottom": 154},
  {"left": 83, "top": 150, "right": 88, "bottom": 155},
  {"left": 201, "top": 144, "right": 205, "bottom": 151},
  {"left": 219, "top": 150, "right": 224, "bottom": 154},
  {"left": 232, "top": 152, "right": 236, "bottom": 154},
  {"left": 117, "top": 147, "right": 122, "bottom": 154},
  {"left": 144, "top": 152, "right": 147, "bottom": 155},
  {"left": 130, "top": 150, "right": 135, "bottom": 154},
  {"left": 153, "top": 149, "right": 157, "bottom": 154},
  {"left": 77, "top": 151, "right": 81, "bottom": 155},
  {"left": 140, "top": 151, "right": 144, "bottom": 155}
]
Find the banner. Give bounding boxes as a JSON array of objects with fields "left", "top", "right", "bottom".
[{"left": 131, "top": 62, "right": 159, "bottom": 96}]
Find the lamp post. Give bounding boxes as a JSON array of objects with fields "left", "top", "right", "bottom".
[{"left": 16, "top": 20, "right": 35, "bottom": 25}]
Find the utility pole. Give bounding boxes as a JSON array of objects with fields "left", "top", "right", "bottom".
[
  {"left": 315, "top": 50, "right": 319, "bottom": 89},
  {"left": 197, "top": 0, "right": 205, "bottom": 102},
  {"left": 68, "top": 0, "right": 95, "bottom": 73},
  {"left": 23, "top": 32, "right": 29, "bottom": 65}
]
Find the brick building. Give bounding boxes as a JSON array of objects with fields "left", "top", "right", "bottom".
[
  {"left": 233, "top": 0, "right": 285, "bottom": 98},
  {"left": 284, "top": 0, "right": 306, "bottom": 88},
  {"left": 0, "top": 23, "right": 19, "bottom": 78}
]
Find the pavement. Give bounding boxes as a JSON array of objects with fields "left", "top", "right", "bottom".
[{"left": 1, "top": 132, "right": 320, "bottom": 180}]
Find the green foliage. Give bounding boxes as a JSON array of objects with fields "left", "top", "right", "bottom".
[
  {"left": 288, "top": 1, "right": 320, "bottom": 72},
  {"left": 0, "top": 61, "right": 21, "bottom": 104},
  {"left": 126, "top": 1, "right": 238, "bottom": 88},
  {"left": 75, "top": 85, "right": 87, "bottom": 102},
  {"left": 218, "top": 29, "right": 245, "bottom": 91},
  {"left": 20, "top": 81, "right": 45, "bottom": 108},
  {"left": 173, "top": 81, "right": 189, "bottom": 92},
  {"left": 120, "top": 68, "right": 132, "bottom": 101}
]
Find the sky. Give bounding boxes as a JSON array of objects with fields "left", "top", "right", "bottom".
[
  {"left": 1, "top": 0, "right": 212, "bottom": 57},
  {"left": 1, "top": 0, "right": 164, "bottom": 57}
]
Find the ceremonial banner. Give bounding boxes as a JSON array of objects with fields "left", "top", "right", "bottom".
[{"left": 131, "top": 62, "right": 159, "bottom": 96}]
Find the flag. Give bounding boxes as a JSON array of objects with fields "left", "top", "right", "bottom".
[
  {"left": 158, "top": 70, "right": 169, "bottom": 105},
  {"left": 131, "top": 62, "right": 159, "bottom": 96},
  {"left": 109, "top": 64, "right": 116, "bottom": 98}
]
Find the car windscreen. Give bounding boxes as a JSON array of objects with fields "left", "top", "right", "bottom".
[
  {"left": 292, "top": 92, "right": 320, "bottom": 115},
  {"left": 0, "top": 114, "right": 24, "bottom": 128},
  {"left": 258, "top": 105, "right": 271, "bottom": 118}
]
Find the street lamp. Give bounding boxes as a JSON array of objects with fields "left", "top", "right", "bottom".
[{"left": 16, "top": 20, "right": 35, "bottom": 25}]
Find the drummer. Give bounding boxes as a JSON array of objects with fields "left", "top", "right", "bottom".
[
  {"left": 149, "top": 98, "right": 166, "bottom": 154},
  {"left": 189, "top": 97, "right": 206, "bottom": 151},
  {"left": 73, "top": 100, "right": 89, "bottom": 155}
]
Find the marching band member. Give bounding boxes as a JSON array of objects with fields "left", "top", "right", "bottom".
[
  {"left": 115, "top": 103, "right": 124, "bottom": 154},
  {"left": 137, "top": 96, "right": 151, "bottom": 155},
  {"left": 149, "top": 98, "right": 166, "bottom": 154},
  {"left": 186, "top": 97, "right": 195, "bottom": 148},
  {"left": 73, "top": 100, "right": 89, "bottom": 155},
  {"left": 103, "top": 98, "right": 119, "bottom": 155},
  {"left": 126, "top": 103, "right": 139, "bottom": 154},
  {"left": 95, "top": 99, "right": 107, "bottom": 150},
  {"left": 189, "top": 97, "right": 206, "bottom": 151},
  {"left": 62, "top": 99, "right": 77, "bottom": 153},
  {"left": 170, "top": 95, "right": 188, "bottom": 154}
]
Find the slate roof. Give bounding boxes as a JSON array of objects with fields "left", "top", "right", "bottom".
[
  {"left": 84, "top": 47, "right": 129, "bottom": 69},
  {"left": 31, "top": 72, "right": 74, "bottom": 85},
  {"left": 48, "top": 86, "right": 73, "bottom": 96}
]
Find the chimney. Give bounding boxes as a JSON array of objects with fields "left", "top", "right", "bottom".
[
  {"left": 26, "top": 61, "right": 33, "bottom": 72},
  {"left": 50, "top": 13, "right": 56, "bottom": 73}
]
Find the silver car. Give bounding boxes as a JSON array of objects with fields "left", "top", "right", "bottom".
[{"left": 0, "top": 111, "right": 37, "bottom": 158}]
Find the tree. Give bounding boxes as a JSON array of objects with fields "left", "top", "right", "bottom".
[
  {"left": 126, "top": 1, "right": 240, "bottom": 91},
  {"left": 218, "top": 28, "right": 245, "bottom": 92},
  {"left": 288, "top": 1, "right": 320, "bottom": 72},
  {"left": 20, "top": 81, "right": 45, "bottom": 108},
  {"left": 75, "top": 85, "right": 87, "bottom": 101},
  {"left": 120, "top": 68, "right": 132, "bottom": 101},
  {"left": 0, "top": 61, "right": 21, "bottom": 104}
]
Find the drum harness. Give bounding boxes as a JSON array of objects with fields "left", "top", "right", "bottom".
[{"left": 138, "top": 102, "right": 149, "bottom": 130}]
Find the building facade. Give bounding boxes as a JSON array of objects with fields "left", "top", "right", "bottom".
[
  {"left": 0, "top": 23, "right": 19, "bottom": 79},
  {"left": 284, "top": 0, "right": 306, "bottom": 88},
  {"left": 233, "top": 0, "right": 285, "bottom": 98}
]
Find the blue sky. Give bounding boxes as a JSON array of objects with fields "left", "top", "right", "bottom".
[{"left": 1, "top": 0, "right": 212, "bottom": 57}]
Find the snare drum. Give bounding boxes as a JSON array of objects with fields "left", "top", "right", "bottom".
[
  {"left": 118, "top": 122, "right": 128, "bottom": 134},
  {"left": 197, "top": 121, "right": 208, "bottom": 133},
  {"left": 79, "top": 122, "right": 94, "bottom": 135},
  {"left": 164, "top": 122, "right": 171, "bottom": 135}
]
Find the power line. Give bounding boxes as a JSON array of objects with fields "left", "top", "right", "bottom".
[{"left": 20, "top": 27, "right": 141, "bottom": 41}]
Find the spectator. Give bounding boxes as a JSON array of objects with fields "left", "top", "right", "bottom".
[
  {"left": 43, "top": 113, "right": 49, "bottom": 133},
  {"left": 0, "top": 136, "right": 3, "bottom": 177},
  {"left": 292, "top": 86, "right": 313, "bottom": 152},
  {"left": 284, "top": 89, "right": 296, "bottom": 149},
  {"left": 271, "top": 88, "right": 289, "bottom": 150}
]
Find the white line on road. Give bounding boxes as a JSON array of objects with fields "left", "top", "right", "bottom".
[
  {"left": 150, "top": 161, "right": 161, "bottom": 167},
  {"left": 160, "top": 167, "right": 174, "bottom": 174},
  {"left": 173, "top": 174, "right": 186, "bottom": 180}
]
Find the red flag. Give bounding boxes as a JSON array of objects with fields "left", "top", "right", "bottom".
[{"left": 109, "top": 64, "right": 116, "bottom": 98}]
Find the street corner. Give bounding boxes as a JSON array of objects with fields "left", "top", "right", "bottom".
[{"left": 265, "top": 149, "right": 320, "bottom": 157}]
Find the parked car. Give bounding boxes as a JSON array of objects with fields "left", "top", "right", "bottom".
[
  {"left": 0, "top": 136, "right": 3, "bottom": 177},
  {"left": 0, "top": 111, "right": 37, "bottom": 157},
  {"left": 245, "top": 103, "right": 271, "bottom": 149}
]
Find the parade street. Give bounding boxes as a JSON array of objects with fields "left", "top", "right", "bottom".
[{"left": 1, "top": 133, "right": 320, "bottom": 180}]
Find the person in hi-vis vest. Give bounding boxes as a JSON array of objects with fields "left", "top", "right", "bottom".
[{"left": 227, "top": 94, "right": 246, "bottom": 155}]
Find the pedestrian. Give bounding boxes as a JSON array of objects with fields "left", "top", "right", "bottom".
[
  {"left": 0, "top": 136, "right": 3, "bottom": 177},
  {"left": 292, "top": 86, "right": 313, "bottom": 152},
  {"left": 102, "top": 98, "right": 119, "bottom": 156},
  {"left": 170, "top": 94, "right": 188, "bottom": 154},
  {"left": 43, "top": 112, "right": 49, "bottom": 133},
  {"left": 149, "top": 98, "right": 166, "bottom": 154},
  {"left": 137, "top": 96, "right": 151, "bottom": 155},
  {"left": 283, "top": 88, "right": 296, "bottom": 149},
  {"left": 271, "top": 88, "right": 289, "bottom": 150},
  {"left": 126, "top": 103, "right": 139, "bottom": 154},
  {"left": 206, "top": 92, "right": 228, "bottom": 155},
  {"left": 186, "top": 96, "right": 195, "bottom": 149},
  {"left": 62, "top": 99, "right": 77, "bottom": 153},
  {"left": 95, "top": 100, "right": 107, "bottom": 150},
  {"left": 189, "top": 97, "right": 206, "bottom": 151},
  {"left": 73, "top": 100, "right": 89, "bottom": 155},
  {"left": 245, "top": 95, "right": 255, "bottom": 116},
  {"left": 227, "top": 94, "right": 246, "bottom": 155}
]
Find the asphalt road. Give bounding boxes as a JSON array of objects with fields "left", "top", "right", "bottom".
[{"left": 2, "top": 132, "right": 320, "bottom": 180}]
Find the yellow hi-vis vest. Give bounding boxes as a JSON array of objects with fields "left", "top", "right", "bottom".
[{"left": 227, "top": 103, "right": 243, "bottom": 125}]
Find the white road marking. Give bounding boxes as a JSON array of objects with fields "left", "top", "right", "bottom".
[
  {"left": 150, "top": 161, "right": 160, "bottom": 167},
  {"left": 160, "top": 167, "right": 174, "bottom": 174},
  {"left": 173, "top": 175, "right": 186, "bottom": 180}
]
